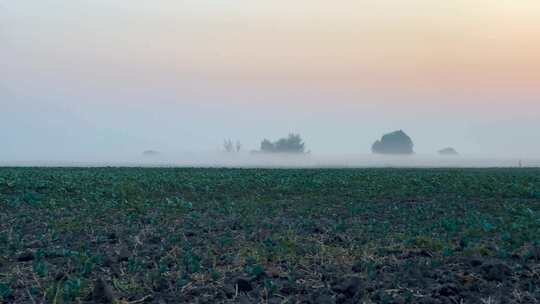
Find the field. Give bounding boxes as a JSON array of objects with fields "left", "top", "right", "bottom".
[{"left": 1, "top": 168, "right": 539, "bottom": 303}]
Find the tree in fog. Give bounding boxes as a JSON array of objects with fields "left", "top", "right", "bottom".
[
  {"left": 224, "top": 139, "right": 234, "bottom": 153},
  {"left": 259, "top": 139, "right": 274, "bottom": 152},
  {"left": 372, "top": 130, "right": 414, "bottom": 155},
  {"left": 224, "top": 139, "right": 242, "bottom": 153},
  {"left": 275, "top": 134, "right": 305, "bottom": 153},
  {"left": 259, "top": 134, "right": 306, "bottom": 153}
]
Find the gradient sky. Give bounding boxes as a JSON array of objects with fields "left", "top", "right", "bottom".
[{"left": 1, "top": 0, "right": 539, "bottom": 161}]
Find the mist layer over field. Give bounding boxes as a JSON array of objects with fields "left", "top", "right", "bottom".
[{"left": 2, "top": 153, "right": 539, "bottom": 168}]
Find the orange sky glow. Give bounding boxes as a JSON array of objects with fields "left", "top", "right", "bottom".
[{"left": 4, "top": 0, "right": 540, "bottom": 95}]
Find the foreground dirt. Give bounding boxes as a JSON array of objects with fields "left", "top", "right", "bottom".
[{"left": 0, "top": 168, "right": 539, "bottom": 303}]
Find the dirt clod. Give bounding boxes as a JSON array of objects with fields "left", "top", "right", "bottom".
[
  {"left": 118, "top": 245, "right": 131, "bottom": 262},
  {"left": 332, "top": 276, "right": 362, "bottom": 297},
  {"left": 92, "top": 278, "right": 115, "bottom": 303},
  {"left": 16, "top": 250, "right": 35, "bottom": 262},
  {"left": 480, "top": 262, "right": 512, "bottom": 281},
  {"left": 234, "top": 277, "right": 253, "bottom": 293}
]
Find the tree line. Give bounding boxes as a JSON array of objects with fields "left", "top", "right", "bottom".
[{"left": 221, "top": 130, "right": 456, "bottom": 155}]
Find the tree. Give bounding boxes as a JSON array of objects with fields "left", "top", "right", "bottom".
[
  {"left": 275, "top": 133, "right": 305, "bottom": 153},
  {"left": 372, "top": 130, "right": 414, "bottom": 155},
  {"left": 260, "top": 134, "right": 306, "bottom": 153},
  {"left": 224, "top": 139, "right": 242, "bottom": 153},
  {"left": 224, "top": 139, "right": 234, "bottom": 153},
  {"left": 260, "top": 139, "right": 275, "bottom": 153}
]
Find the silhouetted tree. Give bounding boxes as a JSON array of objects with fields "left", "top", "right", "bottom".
[
  {"left": 235, "top": 140, "right": 242, "bottom": 152},
  {"left": 224, "top": 139, "right": 235, "bottom": 153},
  {"left": 260, "top": 134, "right": 306, "bottom": 153},
  {"left": 372, "top": 130, "right": 414, "bottom": 155},
  {"left": 260, "top": 139, "right": 275, "bottom": 153},
  {"left": 224, "top": 139, "right": 242, "bottom": 153},
  {"left": 275, "top": 134, "right": 305, "bottom": 153}
]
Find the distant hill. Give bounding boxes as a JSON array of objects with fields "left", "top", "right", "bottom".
[{"left": 372, "top": 130, "right": 414, "bottom": 155}]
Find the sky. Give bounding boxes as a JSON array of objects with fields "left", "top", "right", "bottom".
[{"left": 1, "top": 0, "right": 539, "bottom": 162}]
